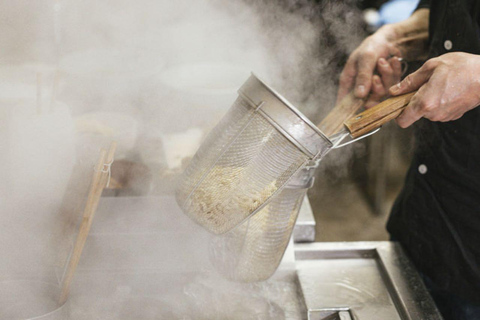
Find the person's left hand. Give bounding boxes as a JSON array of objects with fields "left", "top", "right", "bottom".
[
  {"left": 388, "top": 52, "right": 480, "bottom": 128},
  {"left": 365, "top": 56, "right": 403, "bottom": 108}
]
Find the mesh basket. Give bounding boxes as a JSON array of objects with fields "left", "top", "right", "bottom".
[
  {"left": 176, "top": 75, "right": 331, "bottom": 234},
  {"left": 209, "top": 162, "right": 317, "bottom": 282}
]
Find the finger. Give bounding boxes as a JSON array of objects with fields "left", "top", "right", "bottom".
[
  {"left": 377, "top": 57, "right": 394, "bottom": 89},
  {"left": 365, "top": 75, "right": 385, "bottom": 108},
  {"left": 354, "top": 51, "right": 377, "bottom": 98},
  {"left": 389, "top": 56, "right": 402, "bottom": 85},
  {"left": 395, "top": 90, "right": 425, "bottom": 128},
  {"left": 372, "top": 74, "right": 387, "bottom": 96},
  {"left": 337, "top": 57, "right": 358, "bottom": 104},
  {"left": 424, "top": 106, "right": 455, "bottom": 122},
  {"left": 419, "top": 68, "right": 449, "bottom": 122},
  {"left": 389, "top": 59, "right": 435, "bottom": 96}
]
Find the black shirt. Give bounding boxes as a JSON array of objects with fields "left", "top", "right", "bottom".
[{"left": 387, "top": 0, "right": 480, "bottom": 304}]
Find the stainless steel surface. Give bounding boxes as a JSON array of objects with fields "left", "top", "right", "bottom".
[
  {"left": 176, "top": 74, "right": 332, "bottom": 235},
  {"left": 293, "top": 196, "right": 316, "bottom": 243},
  {"left": 210, "top": 163, "right": 317, "bottom": 282},
  {"left": 62, "top": 196, "right": 306, "bottom": 319},
  {"left": 308, "top": 309, "right": 352, "bottom": 320},
  {"left": 330, "top": 127, "right": 381, "bottom": 149},
  {"left": 65, "top": 269, "right": 306, "bottom": 319},
  {"left": 23, "top": 196, "right": 441, "bottom": 319},
  {"left": 295, "top": 242, "right": 443, "bottom": 320},
  {"left": 78, "top": 196, "right": 211, "bottom": 273}
]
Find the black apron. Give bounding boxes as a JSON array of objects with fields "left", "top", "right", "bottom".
[{"left": 387, "top": 0, "right": 480, "bottom": 304}]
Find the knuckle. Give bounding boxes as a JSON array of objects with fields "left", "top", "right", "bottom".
[
  {"left": 424, "top": 59, "right": 439, "bottom": 70},
  {"left": 396, "top": 118, "right": 408, "bottom": 128},
  {"left": 439, "top": 98, "right": 448, "bottom": 108},
  {"left": 361, "top": 50, "right": 376, "bottom": 62},
  {"left": 339, "top": 76, "right": 349, "bottom": 86},
  {"left": 423, "top": 60, "right": 434, "bottom": 69},
  {"left": 430, "top": 113, "right": 445, "bottom": 121},
  {"left": 420, "top": 100, "right": 435, "bottom": 112},
  {"left": 357, "top": 72, "right": 370, "bottom": 83},
  {"left": 339, "top": 73, "right": 353, "bottom": 86},
  {"left": 403, "top": 75, "right": 414, "bottom": 88}
]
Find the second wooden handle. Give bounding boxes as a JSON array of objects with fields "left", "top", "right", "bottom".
[
  {"left": 317, "top": 91, "right": 366, "bottom": 137},
  {"left": 344, "top": 91, "right": 417, "bottom": 138}
]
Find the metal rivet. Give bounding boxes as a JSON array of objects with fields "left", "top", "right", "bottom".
[
  {"left": 418, "top": 164, "right": 428, "bottom": 174},
  {"left": 444, "top": 40, "right": 453, "bottom": 51}
]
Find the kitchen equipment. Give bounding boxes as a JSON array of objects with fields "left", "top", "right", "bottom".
[
  {"left": 176, "top": 74, "right": 415, "bottom": 234},
  {"left": 59, "top": 143, "right": 116, "bottom": 305},
  {"left": 40, "top": 196, "right": 439, "bottom": 319},
  {"left": 67, "top": 196, "right": 304, "bottom": 318},
  {"left": 295, "top": 241, "right": 443, "bottom": 320},
  {"left": 293, "top": 197, "right": 316, "bottom": 243},
  {"left": 210, "top": 160, "right": 318, "bottom": 282},
  {"left": 55, "top": 239, "right": 441, "bottom": 319}
]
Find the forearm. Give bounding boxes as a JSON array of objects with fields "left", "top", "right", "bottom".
[
  {"left": 374, "top": 9, "right": 429, "bottom": 42},
  {"left": 391, "top": 8, "right": 429, "bottom": 39},
  {"left": 377, "top": 9, "right": 430, "bottom": 61}
]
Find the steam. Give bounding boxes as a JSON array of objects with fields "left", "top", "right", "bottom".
[{"left": 0, "top": 0, "right": 366, "bottom": 318}]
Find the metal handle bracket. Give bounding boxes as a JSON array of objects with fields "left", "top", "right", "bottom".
[{"left": 331, "top": 127, "right": 381, "bottom": 149}]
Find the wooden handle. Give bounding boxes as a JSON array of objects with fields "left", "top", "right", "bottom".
[
  {"left": 344, "top": 91, "right": 417, "bottom": 138},
  {"left": 58, "top": 142, "right": 117, "bottom": 305},
  {"left": 317, "top": 91, "right": 366, "bottom": 137}
]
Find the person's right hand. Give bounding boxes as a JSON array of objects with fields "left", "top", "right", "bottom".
[{"left": 337, "top": 25, "right": 401, "bottom": 105}]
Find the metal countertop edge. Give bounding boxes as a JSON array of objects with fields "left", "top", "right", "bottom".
[{"left": 294, "top": 241, "right": 443, "bottom": 320}]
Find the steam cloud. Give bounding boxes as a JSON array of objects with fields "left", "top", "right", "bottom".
[{"left": 0, "top": 0, "right": 366, "bottom": 318}]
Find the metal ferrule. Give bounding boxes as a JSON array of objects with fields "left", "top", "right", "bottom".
[{"left": 238, "top": 74, "right": 332, "bottom": 160}]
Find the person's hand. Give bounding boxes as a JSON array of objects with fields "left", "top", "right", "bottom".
[
  {"left": 389, "top": 52, "right": 480, "bottom": 128},
  {"left": 337, "top": 25, "right": 401, "bottom": 104},
  {"left": 365, "top": 56, "right": 403, "bottom": 108}
]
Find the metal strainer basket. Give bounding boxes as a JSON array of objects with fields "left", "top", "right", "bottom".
[
  {"left": 209, "top": 161, "right": 318, "bottom": 282},
  {"left": 175, "top": 75, "right": 332, "bottom": 234}
]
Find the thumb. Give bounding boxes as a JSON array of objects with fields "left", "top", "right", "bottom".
[{"left": 389, "top": 61, "right": 434, "bottom": 96}]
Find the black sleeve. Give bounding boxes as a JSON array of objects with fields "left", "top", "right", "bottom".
[{"left": 416, "top": 0, "right": 430, "bottom": 10}]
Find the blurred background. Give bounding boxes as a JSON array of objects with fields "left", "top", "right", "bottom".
[
  {"left": 0, "top": 0, "right": 422, "bottom": 250},
  {"left": 0, "top": 0, "right": 422, "bottom": 318}
]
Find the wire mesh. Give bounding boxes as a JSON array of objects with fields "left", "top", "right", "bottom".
[
  {"left": 209, "top": 183, "right": 309, "bottom": 282},
  {"left": 176, "top": 96, "right": 309, "bottom": 234}
]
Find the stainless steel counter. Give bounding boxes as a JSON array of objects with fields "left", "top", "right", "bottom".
[
  {"left": 293, "top": 196, "right": 316, "bottom": 243},
  {"left": 67, "top": 196, "right": 306, "bottom": 319},
  {"left": 9, "top": 197, "right": 441, "bottom": 319},
  {"left": 295, "top": 241, "right": 443, "bottom": 320}
]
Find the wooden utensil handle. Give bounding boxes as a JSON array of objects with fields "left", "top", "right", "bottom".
[
  {"left": 317, "top": 91, "right": 366, "bottom": 137},
  {"left": 344, "top": 91, "right": 417, "bottom": 138}
]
